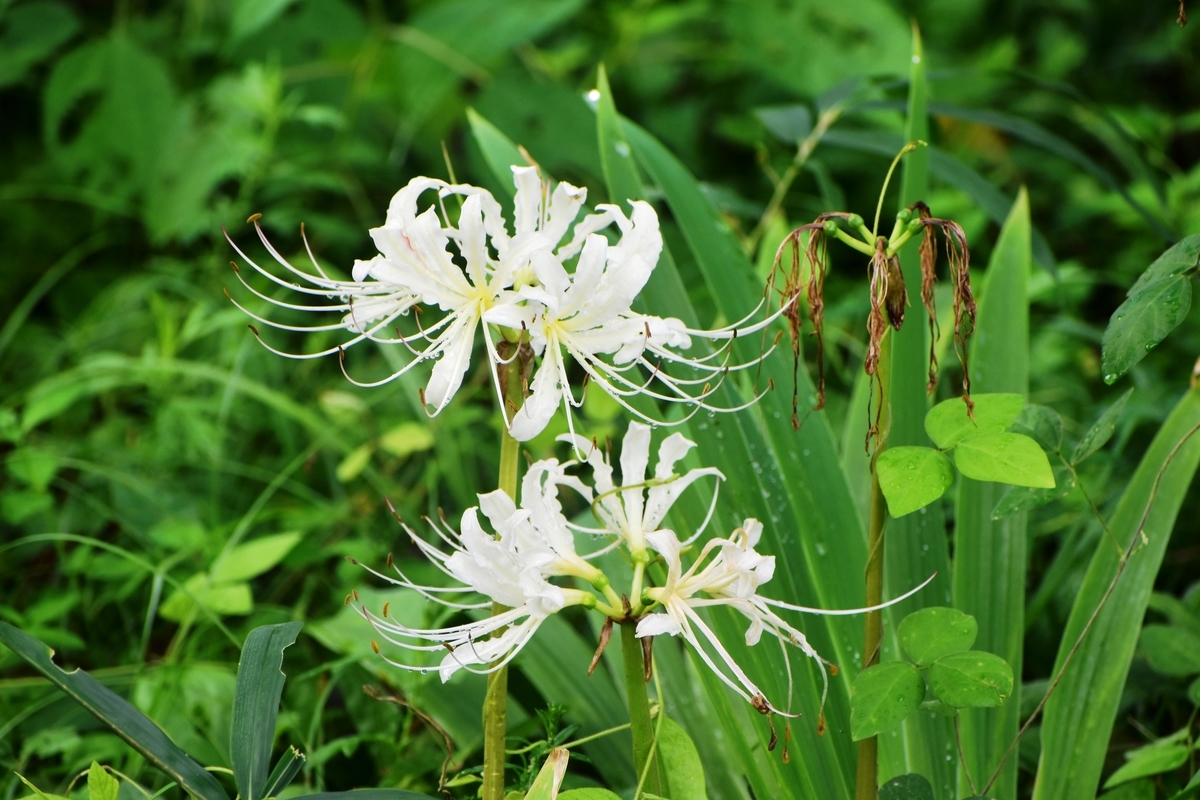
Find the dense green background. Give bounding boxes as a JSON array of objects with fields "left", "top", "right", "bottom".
[{"left": 2, "top": 1, "right": 1199, "bottom": 799}]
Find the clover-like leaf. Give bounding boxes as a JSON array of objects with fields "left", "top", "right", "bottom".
[
  {"left": 927, "top": 651, "right": 1013, "bottom": 708},
  {"left": 924, "top": 393, "right": 1025, "bottom": 450},
  {"left": 876, "top": 447, "right": 955, "bottom": 517},
  {"left": 954, "top": 433, "right": 1055, "bottom": 488},
  {"left": 898, "top": 607, "right": 978, "bottom": 668},
  {"left": 850, "top": 662, "right": 925, "bottom": 741}
]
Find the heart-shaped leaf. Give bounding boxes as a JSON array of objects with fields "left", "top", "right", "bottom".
[
  {"left": 879, "top": 774, "right": 934, "bottom": 800},
  {"left": 954, "top": 432, "right": 1055, "bottom": 488},
  {"left": 924, "top": 393, "right": 1025, "bottom": 449},
  {"left": 927, "top": 651, "right": 1013, "bottom": 708},
  {"left": 850, "top": 662, "right": 925, "bottom": 740},
  {"left": 897, "top": 607, "right": 978, "bottom": 667},
  {"left": 876, "top": 447, "right": 955, "bottom": 517}
]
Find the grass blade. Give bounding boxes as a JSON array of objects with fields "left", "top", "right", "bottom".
[
  {"left": 1033, "top": 384, "right": 1200, "bottom": 800},
  {"left": 0, "top": 623, "right": 230, "bottom": 800},
  {"left": 953, "top": 189, "right": 1032, "bottom": 800},
  {"left": 232, "top": 622, "right": 304, "bottom": 800}
]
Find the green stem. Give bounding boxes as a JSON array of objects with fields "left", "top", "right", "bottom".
[
  {"left": 482, "top": 352, "right": 523, "bottom": 800},
  {"left": 854, "top": 473, "right": 887, "bottom": 800},
  {"left": 856, "top": 333, "right": 892, "bottom": 800},
  {"left": 620, "top": 622, "right": 660, "bottom": 797}
]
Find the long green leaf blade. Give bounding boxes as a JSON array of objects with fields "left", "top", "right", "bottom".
[
  {"left": 1033, "top": 384, "right": 1200, "bottom": 800},
  {"left": 232, "top": 622, "right": 303, "bottom": 800},
  {"left": 953, "top": 189, "right": 1031, "bottom": 800},
  {"left": 878, "top": 24, "right": 956, "bottom": 795},
  {"left": 0, "top": 622, "right": 230, "bottom": 800}
]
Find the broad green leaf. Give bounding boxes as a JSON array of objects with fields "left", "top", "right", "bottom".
[
  {"left": 159, "top": 574, "right": 252, "bottom": 621},
  {"left": 991, "top": 460, "right": 1076, "bottom": 519},
  {"left": 379, "top": 422, "right": 435, "bottom": 458},
  {"left": 0, "top": 1, "right": 79, "bottom": 88},
  {"left": 1102, "top": 276, "right": 1192, "bottom": 384},
  {"left": 0, "top": 623, "right": 230, "bottom": 800},
  {"left": 213, "top": 532, "right": 301, "bottom": 583},
  {"left": 1012, "top": 405, "right": 1063, "bottom": 453},
  {"left": 5, "top": 447, "right": 61, "bottom": 492},
  {"left": 336, "top": 444, "right": 372, "bottom": 483},
  {"left": 850, "top": 662, "right": 925, "bottom": 741},
  {"left": 1103, "top": 744, "right": 1190, "bottom": 789},
  {"left": 1036, "top": 386, "right": 1200, "bottom": 800},
  {"left": 1190, "top": 676, "right": 1200, "bottom": 706},
  {"left": 924, "top": 394, "right": 1026, "bottom": 450},
  {"left": 523, "top": 748, "right": 568, "bottom": 800},
  {"left": 232, "top": 623, "right": 303, "bottom": 800},
  {"left": 1130, "top": 235, "right": 1200, "bottom": 294},
  {"left": 656, "top": 718, "right": 705, "bottom": 800},
  {"left": 897, "top": 607, "right": 978, "bottom": 667},
  {"left": 557, "top": 792, "right": 622, "bottom": 800},
  {"left": 1139, "top": 625, "right": 1200, "bottom": 676},
  {"left": 875, "top": 447, "right": 954, "bottom": 517},
  {"left": 954, "top": 433, "right": 1055, "bottom": 488},
  {"left": 87, "top": 763, "right": 118, "bottom": 800},
  {"left": 927, "top": 651, "right": 1013, "bottom": 708},
  {"left": 466, "top": 107, "right": 527, "bottom": 197},
  {"left": 879, "top": 774, "right": 934, "bottom": 800},
  {"left": 1072, "top": 389, "right": 1134, "bottom": 465}
]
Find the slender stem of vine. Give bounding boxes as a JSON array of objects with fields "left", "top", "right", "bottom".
[
  {"left": 482, "top": 351, "right": 523, "bottom": 800},
  {"left": 621, "top": 622, "right": 661, "bottom": 797},
  {"left": 979, "top": 419, "right": 1200, "bottom": 797},
  {"left": 953, "top": 714, "right": 978, "bottom": 796}
]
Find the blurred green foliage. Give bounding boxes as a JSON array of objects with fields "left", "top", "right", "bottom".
[{"left": 2, "top": 1, "right": 1199, "bottom": 798}]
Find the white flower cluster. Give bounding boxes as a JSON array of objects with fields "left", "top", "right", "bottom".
[
  {"left": 227, "top": 167, "right": 780, "bottom": 442},
  {"left": 357, "top": 422, "right": 932, "bottom": 716}
]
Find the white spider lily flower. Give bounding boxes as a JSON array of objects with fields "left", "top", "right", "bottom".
[
  {"left": 559, "top": 422, "right": 723, "bottom": 553},
  {"left": 356, "top": 450, "right": 617, "bottom": 681},
  {"left": 493, "top": 200, "right": 794, "bottom": 442},
  {"left": 225, "top": 166, "right": 587, "bottom": 418},
  {"left": 229, "top": 163, "right": 798, "bottom": 438},
  {"left": 637, "top": 521, "right": 935, "bottom": 716},
  {"left": 357, "top": 501, "right": 597, "bottom": 682}
]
